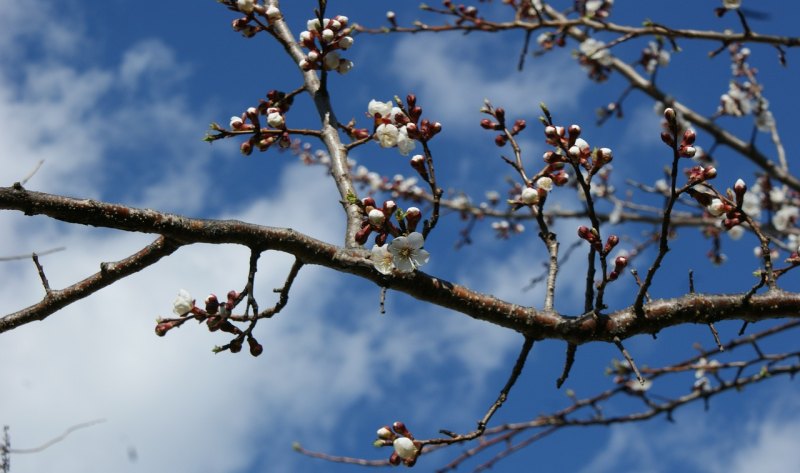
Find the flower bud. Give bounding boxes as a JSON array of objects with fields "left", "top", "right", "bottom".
[
  {"left": 480, "top": 118, "right": 496, "bottom": 130},
  {"left": 393, "top": 437, "right": 417, "bottom": 461},
  {"left": 368, "top": 208, "right": 386, "bottom": 228},
  {"left": 682, "top": 128, "right": 696, "bottom": 146},
  {"left": 405, "top": 207, "right": 422, "bottom": 233},
  {"left": 248, "top": 337, "right": 263, "bottom": 357},
  {"left": 205, "top": 294, "right": 219, "bottom": 314},
  {"left": 660, "top": 131, "right": 675, "bottom": 147},
  {"left": 355, "top": 224, "right": 372, "bottom": 245},
  {"left": 734, "top": 178, "right": 747, "bottom": 204},
  {"left": 392, "top": 421, "right": 410, "bottom": 436},
  {"left": 377, "top": 426, "right": 394, "bottom": 440},
  {"left": 495, "top": 134, "right": 508, "bottom": 147},
  {"left": 604, "top": 235, "right": 619, "bottom": 254},
  {"left": 664, "top": 107, "right": 676, "bottom": 124},
  {"left": 229, "top": 338, "right": 243, "bottom": 353},
  {"left": 494, "top": 107, "right": 505, "bottom": 123},
  {"left": 520, "top": 187, "right": 539, "bottom": 205}
]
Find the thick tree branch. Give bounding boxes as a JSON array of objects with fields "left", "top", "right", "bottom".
[
  {"left": 0, "top": 233, "right": 182, "bottom": 333},
  {"left": 2, "top": 185, "right": 800, "bottom": 342}
]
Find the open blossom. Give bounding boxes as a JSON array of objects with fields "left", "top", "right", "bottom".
[
  {"left": 172, "top": 289, "right": 194, "bottom": 316},
  {"left": 396, "top": 126, "right": 415, "bottom": 155},
  {"left": 371, "top": 244, "right": 394, "bottom": 275},
  {"left": 772, "top": 206, "right": 799, "bottom": 232},
  {"left": 368, "top": 100, "right": 393, "bottom": 118},
  {"left": 375, "top": 123, "right": 399, "bottom": 148},
  {"left": 388, "top": 232, "right": 430, "bottom": 273},
  {"left": 579, "top": 38, "right": 612, "bottom": 66}
]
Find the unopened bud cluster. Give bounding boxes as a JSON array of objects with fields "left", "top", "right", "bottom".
[
  {"left": 223, "top": 90, "right": 294, "bottom": 155},
  {"left": 230, "top": 0, "right": 282, "bottom": 37},
  {"left": 542, "top": 121, "right": 613, "bottom": 180},
  {"left": 373, "top": 421, "right": 420, "bottom": 467},
  {"left": 298, "top": 16, "right": 354, "bottom": 74},
  {"left": 156, "top": 289, "right": 263, "bottom": 357},
  {"left": 479, "top": 102, "right": 526, "bottom": 148}
]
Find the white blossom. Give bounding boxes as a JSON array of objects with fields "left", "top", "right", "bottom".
[
  {"left": 388, "top": 232, "right": 430, "bottom": 273},
  {"left": 368, "top": 209, "right": 386, "bottom": 227},
  {"left": 579, "top": 38, "right": 612, "bottom": 66},
  {"left": 396, "top": 126, "right": 416, "bottom": 155},
  {"left": 266, "top": 5, "right": 281, "bottom": 20},
  {"left": 375, "top": 123, "right": 399, "bottom": 148},
  {"left": 727, "top": 225, "right": 744, "bottom": 240},
  {"left": 229, "top": 115, "right": 243, "bottom": 129},
  {"left": 371, "top": 245, "right": 394, "bottom": 275},
  {"left": 172, "top": 289, "right": 194, "bottom": 316},
  {"left": 307, "top": 18, "right": 321, "bottom": 31},
  {"left": 323, "top": 51, "right": 341, "bottom": 70},
  {"left": 267, "top": 111, "right": 284, "bottom": 128},
  {"left": 520, "top": 187, "right": 539, "bottom": 205},
  {"left": 772, "top": 206, "right": 799, "bottom": 232},
  {"left": 368, "top": 99, "right": 393, "bottom": 118},
  {"left": 707, "top": 199, "right": 727, "bottom": 217},
  {"left": 537, "top": 177, "right": 553, "bottom": 192},
  {"left": 393, "top": 437, "right": 417, "bottom": 460},
  {"left": 237, "top": 0, "right": 255, "bottom": 14}
]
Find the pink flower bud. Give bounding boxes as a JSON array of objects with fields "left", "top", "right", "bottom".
[{"left": 682, "top": 128, "right": 696, "bottom": 146}]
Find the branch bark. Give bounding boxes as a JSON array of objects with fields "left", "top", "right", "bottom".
[{"left": 2, "top": 185, "right": 799, "bottom": 341}]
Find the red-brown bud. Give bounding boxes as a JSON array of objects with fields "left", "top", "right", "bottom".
[
  {"left": 495, "top": 134, "right": 508, "bottom": 147},
  {"left": 660, "top": 131, "right": 674, "bottom": 147},
  {"left": 355, "top": 224, "right": 372, "bottom": 245},
  {"left": 229, "top": 338, "right": 243, "bottom": 353},
  {"left": 480, "top": 118, "right": 496, "bottom": 130},
  {"left": 248, "top": 337, "right": 264, "bottom": 357}
]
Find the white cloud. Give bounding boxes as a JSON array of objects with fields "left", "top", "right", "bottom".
[
  {"left": 390, "top": 33, "right": 587, "bottom": 130},
  {"left": 578, "top": 388, "right": 800, "bottom": 473}
]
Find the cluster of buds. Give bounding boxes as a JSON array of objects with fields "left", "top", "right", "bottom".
[
  {"left": 356, "top": 198, "right": 401, "bottom": 246},
  {"left": 436, "top": 1, "right": 483, "bottom": 26},
  {"left": 509, "top": 176, "right": 554, "bottom": 209},
  {"left": 218, "top": 90, "right": 296, "bottom": 155},
  {"left": 685, "top": 165, "right": 718, "bottom": 185},
  {"left": 543, "top": 124, "right": 613, "bottom": 176},
  {"left": 491, "top": 220, "right": 525, "bottom": 239},
  {"left": 298, "top": 16, "right": 354, "bottom": 74},
  {"left": 638, "top": 40, "right": 671, "bottom": 75},
  {"left": 480, "top": 103, "right": 526, "bottom": 148},
  {"left": 687, "top": 179, "right": 749, "bottom": 229},
  {"left": 355, "top": 197, "right": 426, "bottom": 244},
  {"left": 368, "top": 95, "right": 441, "bottom": 156},
  {"left": 577, "top": 226, "right": 621, "bottom": 257},
  {"left": 661, "top": 127, "right": 697, "bottom": 158},
  {"left": 535, "top": 31, "right": 566, "bottom": 52},
  {"left": 578, "top": 38, "right": 613, "bottom": 82},
  {"left": 156, "top": 290, "right": 263, "bottom": 357},
  {"left": 229, "top": 0, "right": 281, "bottom": 37},
  {"left": 374, "top": 421, "right": 420, "bottom": 467}
]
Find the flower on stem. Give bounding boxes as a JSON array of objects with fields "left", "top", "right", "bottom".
[
  {"left": 371, "top": 244, "right": 394, "bottom": 275},
  {"left": 173, "top": 289, "right": 194, "bottom": 316},
  {"left": 388, "top": 232, "right": 430, "bottom": 273}
]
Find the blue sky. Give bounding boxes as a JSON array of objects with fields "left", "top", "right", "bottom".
[{"left": 1, "top": 1, "right": 799, "bottom": 472}]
